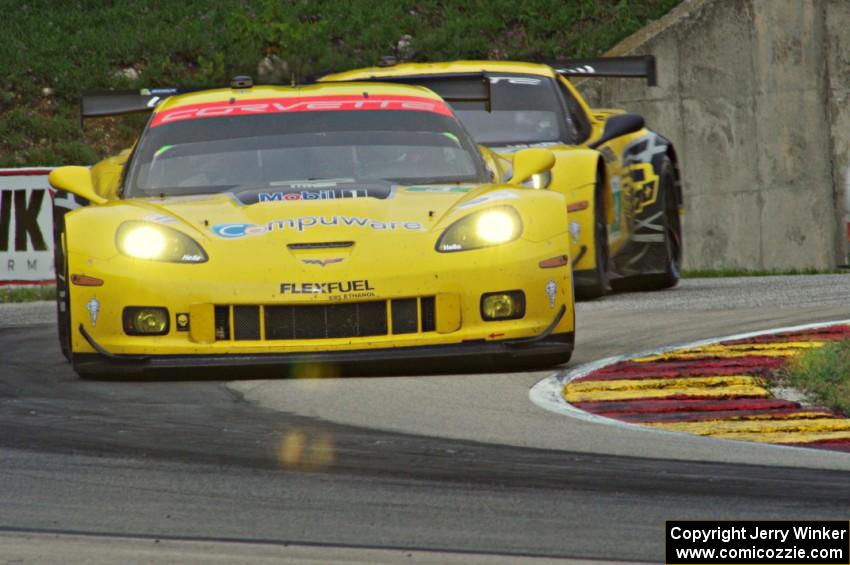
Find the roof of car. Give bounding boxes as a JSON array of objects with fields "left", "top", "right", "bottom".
[{"left": 321, "top": 60, "right": 557, "bottom": 82}]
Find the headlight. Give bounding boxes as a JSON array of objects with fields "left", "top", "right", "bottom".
[
  {"left": 436, "top": 207, "right": 522, "bottom": 252},
  {"left": 521, "top": 171, "right": 552, "bottom": 189},
  {"left": 116, "top": 221, "right": 208, "bottom": 263}
]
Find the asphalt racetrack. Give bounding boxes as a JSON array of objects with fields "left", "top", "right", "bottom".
[{"left": 3, "top": 275, "right": 850, "bottom": 563}]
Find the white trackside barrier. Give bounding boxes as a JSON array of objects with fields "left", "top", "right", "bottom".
[{"left": 0, "top": 168, "right": 56, "bottom": 286}]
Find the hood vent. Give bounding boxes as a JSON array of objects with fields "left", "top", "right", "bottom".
[{"left": 287, "top": 241, "right": 354, "bottom": 250}]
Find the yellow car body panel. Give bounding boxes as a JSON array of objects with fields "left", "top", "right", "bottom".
[
  {"left": 52, "top": 82, "right": 576, "bottom": 376},
  {"left": 322, "top": 61, "right": 683, "bottom": 294}
]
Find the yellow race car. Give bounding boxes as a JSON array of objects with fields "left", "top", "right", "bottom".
[
  {"left": 321, "top": 57, "right": 683, "bottom": 299},
  {"left": 49, "top": 79, "right": 576, "bottom": 378}
]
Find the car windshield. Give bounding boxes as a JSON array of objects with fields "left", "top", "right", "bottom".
[
  {"left": 451, "top": 76, "right": 567, "bottom": 145},
  {"left": 125, "top": 109, "right": 488, "bottom": 197}
]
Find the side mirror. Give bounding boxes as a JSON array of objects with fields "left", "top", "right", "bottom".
[
  {"left": 510, "top": 148, "right": 556, "bottom": 185},
  {"left": 48, "top": 166, "right": 107, "bottom": 205},
  {"left": 588, "top": 113, "right": 645, "bottom": 149}
]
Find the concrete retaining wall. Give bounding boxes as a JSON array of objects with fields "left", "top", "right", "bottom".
[{"left": 578, "top": 0, "right": 847, "bottom": 271}]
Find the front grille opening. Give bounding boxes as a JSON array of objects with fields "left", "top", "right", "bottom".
[
  {"left": 214, "top": 297, "right": 437, "bottom": 342},
  {"left": 233, "top": 305, "right": 260, "bottom": 341},
  {"left": 264, "top": 305, "right": 294, "bottom": 340},
  {"left": 420, "top": 296, "right": 436, "bottom": 332},
  {"left": 214, "top": 306, "right": 230, "bottom": 340},
  {"left": 264, "top": 301, "right": 387, "bottom": 340},
  {"left": 391, "top": 298, "right": 418, "bottom": 334}
]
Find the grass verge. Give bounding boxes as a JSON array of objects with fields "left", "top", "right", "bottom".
[
  {"left": 0, "top": 285, "right": 56, "bottom": 303},
  {"left": 779, "top": 340, "right": 850, "bottom": 415},
  {"left": 2, "top": 0, "right": 681, "bottom": 167}
]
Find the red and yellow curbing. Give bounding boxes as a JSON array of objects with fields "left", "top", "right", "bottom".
[{"left": 562, "top": 324, "right": 850, "bottom": 452}]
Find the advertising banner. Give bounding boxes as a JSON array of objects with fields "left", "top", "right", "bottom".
[{"left": 0, "top": 168, "right": 55, "bottom": 286}]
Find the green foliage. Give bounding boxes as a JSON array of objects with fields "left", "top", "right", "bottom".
[
  {"left": 780, "top": 340, "right": 850, "bottom": 415},
  {"left": 0, "top": 285, "right": 56, "bottom": 303},
  {"left": 1, "top": 0, "right": 680, "bottom": 167}
]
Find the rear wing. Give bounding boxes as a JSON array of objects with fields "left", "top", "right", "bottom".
[
  {"left": 79, "top": 77, "right": 255, "bottom": 122},
  {"left": 80, "top": 88, "right": 182, "bottom": 119},
  {"left": 549, "top": 55, "right": 657, "bottom": 86},
  {"left": 322, "top": 73, "right": 493, "bottom": 112}
]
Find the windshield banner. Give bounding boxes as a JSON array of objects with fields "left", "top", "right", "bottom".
[
  {"left": 150, "top": 95, "right": 453, "bottom": 128},
  {"left": 0, "top": 168, "right": 55, "bottom": 286}
]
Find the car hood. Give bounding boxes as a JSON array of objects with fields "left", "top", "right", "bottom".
[{"left": 116, "top": 180, "right": 524, "bottom": 245}]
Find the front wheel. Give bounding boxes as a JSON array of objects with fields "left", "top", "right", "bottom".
[
  {"left": 53, "top": 201, "right": 72, "bottom": 362},
  {"left": 574, "top": 169, "right": 609, "bottom": 300}
]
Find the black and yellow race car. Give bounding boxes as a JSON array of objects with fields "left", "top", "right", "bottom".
[{"left": 322, "top": 57, "right": 683, "bottom": 298}]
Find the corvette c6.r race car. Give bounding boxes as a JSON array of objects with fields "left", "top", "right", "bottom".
[
  {"left": 49, "top": 79, "right": 576, "bottom": 378},
  {"left": 322, "top": 57, "right": 684, "bottom": 299}
]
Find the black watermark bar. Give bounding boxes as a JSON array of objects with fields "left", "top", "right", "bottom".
[{"left": 666, "top": 521, "right": 850, "bottom": 565}]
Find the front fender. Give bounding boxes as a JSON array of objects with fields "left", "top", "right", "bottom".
[{"left": 548, "top": 148, "right": 611, "bottom": 224}]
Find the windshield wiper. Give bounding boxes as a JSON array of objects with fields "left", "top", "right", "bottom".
[
  {"left": 268, "top": 178, "right": 356, "bottom": 186},
  {"left": 135, "top": 185, "right": 240, "bottom": 197},
  {"left": 387, "top": 176, "right": 479, "bottom": 185}
]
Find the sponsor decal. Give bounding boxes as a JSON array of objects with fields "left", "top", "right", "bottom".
[
  {"left": 625, "top": 162, "right": 659, "bottom": 215},
  {"left": 211, "top": 216, "right": 424, "bottom": 238},
  {"left": 405, "top": 185, "right": 472, "bottom": 193},
  {"left": 151, "top": 95, "right": 453, "bottom": 128},
  {"left": 257, "top": 189, "right": 368, "bottom": 202},
  {"left": 234, "top": 182, "right": 391, "bottom": 205},
  {"left": 609, "top": 176, "right": 622, "bottom": 241},
  {"left": 545, "top": 280, "right": 557, "bottom": 309},
  {"left": 619, "top": 132, "right": 664, "bottom": 220},
  {"left": 176, "top": 313, "right": 190, "bottom": 332},
  {"left": 458, "top": 190, "right": 518, "bottom": 209},
  {"left": 622, "top": 132, "right": 666, "bottom": 166},
  {"left": 301, "top": 258, "right": 344, "bottom": 267},
  {"left": 280, "top": 280, "right": 375, "bottom": 301},
  {"left": 569, "top": 220, "right": 581, "bottom": 244},
  {"left": 86, "top": 296, "right": 100, "bottom": 327}
]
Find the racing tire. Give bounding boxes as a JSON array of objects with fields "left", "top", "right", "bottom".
[
  {"left": 574, "top": 169, "right": 609, "bottom": 300},
  {"left": 53, "top": 197, "right": 72, "bottom": 362},
  {"left": 611, "top": 156, "right": 681, "bottom": 292}
]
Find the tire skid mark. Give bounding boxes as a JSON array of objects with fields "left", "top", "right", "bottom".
[{"left": 562, "top": 323, "right": 850, "bottom": 451}]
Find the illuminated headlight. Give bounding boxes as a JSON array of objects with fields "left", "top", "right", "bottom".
[
  {"left": 521, "top": 171, "right": 552, "bottom": 189},
  {"left": 436, "top": 207, "right": 522, "bottom": 252},
  {"left": 116, "top": 221, "right": 208, "bottom": 263}
]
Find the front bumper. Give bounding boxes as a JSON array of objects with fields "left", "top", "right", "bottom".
[
  {"left": 72, "top": 324, "right": 574, "bottom": 378},
  {"left": 67, "top": 233, "right": 575, "bottom": 358}
]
